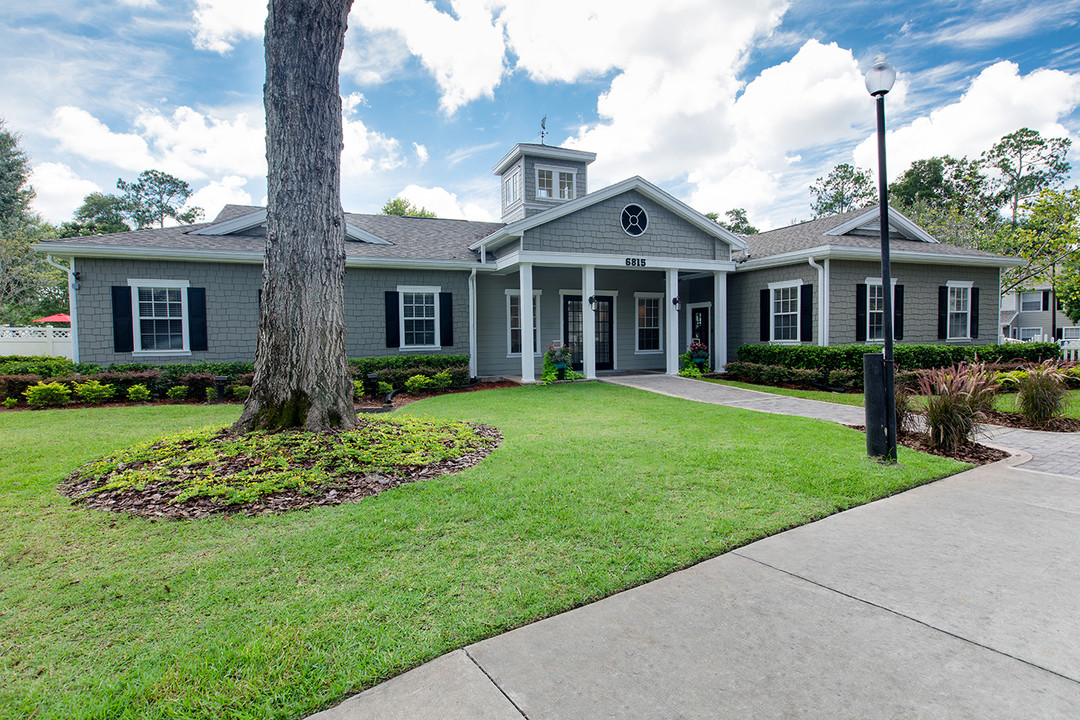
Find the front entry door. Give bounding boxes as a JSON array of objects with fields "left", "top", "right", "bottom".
[
  {"left": 563, "top": 295, "right": 614, "bottom": 371},
  {"left": 690, "top": 305, "right": 710, "bottom": 349}
]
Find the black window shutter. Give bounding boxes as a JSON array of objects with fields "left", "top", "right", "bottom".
[
  {"left": 1056, "top": 328, "right": 1064, "bottom": 340},
  {"left": 893, "top": 285, "right": 904, "bottom": 341},
  {"left": 111, "top": 286, "right": 134, "bottom": 353},
  {"left": 1042, "top": 290, "right": 1050, "bottom": 312},
  {"left": 799, "top": 283, "right": 813, "bottom": 342},
  {"left": 385, "top": 291, "right": 400, "bottom": 348},
  {"left": 188, "top": 287, "right": 207, "bottom": 351},
  {"left": 759, "top": 289, "right": 770, "bottom": 341},
  {"left": 855, "top": 284, "right": 867, "bottom": 342},
  {"left": 937, "top": 286, "right": 948, "bottom": 339},
  {"left": 970, "top": 287, "right": 980, "bottom": 338},
  {"left": 439, "top": 292, "right": 453, "bottom": 347}
]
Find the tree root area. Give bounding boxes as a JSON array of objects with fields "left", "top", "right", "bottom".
[{"left": 60, "top": 424, "right": 503, "bottom": 521}]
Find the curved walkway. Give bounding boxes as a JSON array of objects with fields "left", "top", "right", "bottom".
[
  {"left": 308, "top": 375, "right": 1080, "bottom": 720},
  {"left": 605, "top": 373, "right": 1080, "bottom": 479}
]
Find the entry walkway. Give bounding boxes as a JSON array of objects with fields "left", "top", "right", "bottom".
[{"left": 308, "top": 375, "right": 1080, "bottom": 719}]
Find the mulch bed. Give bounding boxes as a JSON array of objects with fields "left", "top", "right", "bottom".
[
  {"left": 846, "top": 425, "right": 1011, "bottom": 465},
  {"left": 979, "top": 410, "right": 1080, "bottom": 433},
  {"left": 60, "top": 423, "right": 503, "bottom": 520}
]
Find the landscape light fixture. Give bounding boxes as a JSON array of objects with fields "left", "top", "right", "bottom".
[{"left": 864, "top": 53, "right": 898, "bottom": 462}]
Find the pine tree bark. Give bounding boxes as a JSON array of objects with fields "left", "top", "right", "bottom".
[{"left": 234, "top": 0, "right": 357, "bottom": 433}]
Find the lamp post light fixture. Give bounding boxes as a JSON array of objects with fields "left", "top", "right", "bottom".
[{"left": 864, "top": 53, "right": 898, "bottom": 462}]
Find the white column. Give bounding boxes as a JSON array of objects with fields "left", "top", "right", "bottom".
[
  {"left": 520, "top": 263, "right": 535, "bottom": 383},
  {"left": 467, "top": 269, "right": 477, "bottom": 378},
  {"left": 713, "top": 271, "right": 727, "bottom": 371},
  {"left": 582, "top": 265, "right": 597, "bottom": 380},
  {"left": 666, "top": 269, "right": 680, "bottom": 375}
]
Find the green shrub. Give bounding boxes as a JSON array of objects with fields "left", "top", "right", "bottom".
[
  {"left": 231, "top": 385, "right": 251, "bottom": 401},
  {"left": 1007, "top": 360, "right": 1068, "bottom": 428},
  {"left": 723, "top": 362, "right": 822, "bottom": 388},
  {"left": 166, "top": 385, "right": 189, "bottom": 401},
  {"left": 24, "top": 381, "right": 72, "bottom": 407},
  {"left": 205, "top": 387, "right": 218, "bottom": 403},
  {"left": 916, "top": 365, "right": 996, "bottom": 452},
  {"left": 895, "top": 384, "right": 915, "bottom": 434},
  {"left": 127, "top": 384, "right": 151, "bottom": 402},
  {"left": 827, "top": 368, "right": 861, "bottom": 391},
  {"left": 432, "top": 370, "right": 453, "bottom": 389},
  {"left": 348, "top": 354, "right": 469, "bottom": 376},
  {"left": 374, "top": 364, "right": 469, "bottom": 391},
  {"left": 74, "top": 379, "right": 116, "bottom": 404},
  {"left": 378, "top": 381, "right": 393, "bottom": 396},
  {"left": 404, "top": 374, "right": 436, "bottom": 394},
  {"left": 3, "top": 397, "right": 18, "bottom": 409},
  {"left": 1, "top": 375, "right": 39, "bottom": 404},
  {"left": 353, "top": 380, "right": 366, "bottom": 397},
  {"left": 735, "top": 342, "right": 1062, "bottom": 371}
]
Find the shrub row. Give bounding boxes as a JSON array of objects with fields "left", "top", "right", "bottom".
[
  {"left": 347, "top": 354, "right": 469, "bottom": 376},
  {"left": 735, "top": 342, "right": 1063, "bottom": 371},
  {"left": 723, "top": 362, "right": 925, "bottom": 393}
]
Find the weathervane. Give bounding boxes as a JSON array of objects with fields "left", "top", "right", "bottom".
[{"left": 540, "top": 116, "right": 548, "bottom": 145}]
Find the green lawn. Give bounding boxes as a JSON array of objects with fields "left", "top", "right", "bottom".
[
  {"left": 706, "top": 378, "right": 1080, "bottom": 420},
  {"left": 1, "top": 384, "right": 967, "bottom": 719}
]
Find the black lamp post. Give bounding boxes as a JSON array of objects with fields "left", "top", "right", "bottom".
[{"left": 864, "top": 53, "right": 897, "bottom": 462}]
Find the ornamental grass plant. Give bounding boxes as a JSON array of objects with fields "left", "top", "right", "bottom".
[
  {"left": 1007, "top": 360, "right": 1069, "bottom": 429},
  {"left": 916, "top": 364, "right": 997, "bottom": 453}
]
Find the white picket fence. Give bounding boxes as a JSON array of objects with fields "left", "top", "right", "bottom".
[
  {"left": 0, "top": 326, "right": 73, "bottom": 359},
  {"left": 1063, "top": 340, "right": 1080, "bottom": 362}
]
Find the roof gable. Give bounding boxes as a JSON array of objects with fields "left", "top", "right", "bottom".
[{"left": 190, "top": 206, "right": 392, "bottom": 245}]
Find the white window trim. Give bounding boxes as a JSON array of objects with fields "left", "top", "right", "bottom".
[
  {"left": 634, "top": 292, "right": 665, "bottom": 354},
  {"left": 863, "top": 277, "right": 898, "bottom": 343},
  {"left": 768, "top": 279, "right": 802, "bottom": 344},
  {"left": 1019, "top": 326, "right": 1043, "bottom": 342},
  {"left": 946, "top": 280, "right": 973, "bottom": 341},
  {"left": 502, "top": 167, "right": 522, "bottom": 209},
  {"left": 1019, "top": 291, "right": 1044, "bottom": 313},
  {"left": 1062, "top": 327, "right": 1080, "bottom": 340},
  {"left": 127, "top": 278, "right": 191, "bottom": 356},
  {"left": 535, "top": 165, "right": 576, "bottom": 202},
  {"left": 506, "top": 289, "right": 542, "bottom": 357},
  {"left": 398, "top": 284, "right": 441, "bottom": 350}
]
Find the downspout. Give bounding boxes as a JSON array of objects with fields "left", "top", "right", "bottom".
[
  {"left": 45, "top": 254, "right": 79, "bottom": 362},
  {"left": 468, "top": 267, "right": 477, "bottom": 379},
  {"left": 807, "top": 256, "right": 828, "bottom": 346}
]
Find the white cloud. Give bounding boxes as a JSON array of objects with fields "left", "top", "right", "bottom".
[
  {"left": 133, "top": 106, "right": 266, "bottom": 180},
  {"left": 351, "top": 0, "right": 507, "bottom": 114},
  {"left": 49, "top": 106, "right": 156, "bottom": 170},
  {"left": 187, "top": 176, "right": 254, "bottom": 219},
  {"left": 191, "top": 0, "right": 265, "bottom": 53},
  {"left": 395, "top": 184, "right": 495, "bottom": 221},
  {"left": 342, "top": 102, "right": 405, "bottom": 176},
  {"left": 28, "top": 162, "right": 101, "bottom": 224},
  {"left": 413, "top": 142, "right": 429, "bottom": 166},
  {"left": 852, "top": 62, "right": 1080, "bottom": 182}
]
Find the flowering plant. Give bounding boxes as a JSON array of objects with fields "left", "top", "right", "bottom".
[
  {"left": 688, "top": 339, "right": 709, "bottom": 359},
  {"left": 546, "top": 342, "right": 573, "bottom": 365}
]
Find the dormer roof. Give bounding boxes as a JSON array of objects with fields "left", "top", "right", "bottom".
[{"left": 492, "top": 143, "right": 596, "bottom": 175}]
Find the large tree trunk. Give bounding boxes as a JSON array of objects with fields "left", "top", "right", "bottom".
[{"left": 234, "top": 0, "right": 357, "bottom": 433}]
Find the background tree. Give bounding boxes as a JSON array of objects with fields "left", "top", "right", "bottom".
[
  {"left": 986, "top": 188, "right": 1080, "bottom": 295},
  {"left": 380, "top": 196, "right": 436, "bottom": 218},
  {"left": 981, "top": 128, "right": 1072, "bottom": 223},
  {"left": 707, "top": 208, "right": 758, "bottom": 235},
  {"left": 0, "top": 119, "right": 35, "bottom": 231},
  {"left": 809, "top": 163, "right": 875, "bottom": 217},
  {"left": 116, "top": 169, "right": 204, "bottom": 229},
  {"left": 234, "top": 0, "right": 356, "bottom": 433},
  {"left": 58, "top": 192, "right": 131, "bottom": 237},
  {"left": 889, "top": 156, "right": 1000, "bottom": 248}
]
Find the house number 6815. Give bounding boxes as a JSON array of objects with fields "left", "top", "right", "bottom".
[{"left": 625, "top": 257, "right": 647, "bottom": 267}]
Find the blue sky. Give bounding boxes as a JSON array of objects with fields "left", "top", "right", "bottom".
[{"left": 3, "top": 0, "right": 1079, "bottom": 231}]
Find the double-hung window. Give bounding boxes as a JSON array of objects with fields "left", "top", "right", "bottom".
[
  {"left": 1019, "top": 327, "right": 1042, "bottom": 342},
  {"left": 947, "top": 282, "right": 971, "bottom": 339},
  {"left": 507, "top": 290, "right": 541, "bottom": 356},
  {"left": 770, "top": 281, "right": 800, "bottom": 342},
  {"left": 1020, "top": 291, "right": 1043, "bottom": 312},
  {"left": 867, "top": 283, "right": 885, "bottom": 341},
  {"left": 400, "top": 286, "right": 439, "bottom": 348},
  {"left": 129, "top": 279, "right": 189, "bottom": 353},
  {"left": 536, "top": 167, "right": 575, "bottom": 200},
  {"left": 502, "top": 167, "right": 522, "bottom": 209},
  {"left": 635, "top": 293, "right": 663, "bottom": 353}
]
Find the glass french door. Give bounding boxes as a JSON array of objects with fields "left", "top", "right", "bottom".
[{"left": 563, "top": 295, "right": 614, "bottom": 371}]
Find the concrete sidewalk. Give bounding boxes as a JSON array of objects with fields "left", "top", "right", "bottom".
[{"left": 309, "top": 377, "right": 1080, "bottom": 719}]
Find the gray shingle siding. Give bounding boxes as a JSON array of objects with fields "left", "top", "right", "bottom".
[
  {"left": 523, "top": 191, "right": 726, "bottom": 261},
  {"left": 521, "top": 155, "right": 590, "bottom": 218},
  {"left": 727, "top": 265, "right": 818, "bottom": 360}
]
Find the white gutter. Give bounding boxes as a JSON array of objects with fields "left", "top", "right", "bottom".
[
  {"left": 807, "top": 256, "right": 828, "bottom": 346},
  {"left": 468, "top": 268, "right": 477, "bottom": 378},
  {"left": 45, "top": 254, "right": 79, "bottom": 362},
  {"left": 739, "top": 244, "right": 1026, "bottom": 271}
]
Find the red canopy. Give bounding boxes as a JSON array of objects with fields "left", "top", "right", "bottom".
[{"left": 32, "top": 313, "right": 71, "bottom": 323}]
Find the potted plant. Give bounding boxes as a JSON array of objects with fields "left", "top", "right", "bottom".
[
  {"left": 688, "top": 339, "right": 709, "bottom": 370},
  {"left": 546, "top": 342, "right": 573, "bottom": 380}
]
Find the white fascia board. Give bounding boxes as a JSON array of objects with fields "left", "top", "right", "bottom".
[
  {"left": 346, "top": 257, "right": 488, "bottom": 271},
  {"left": 824, "top": 206, "right": 939, "bottom": 244},
  {"left": 492, "top": 143, "right": 597, "bottom": 175},
  {"left": 188, "top": 206, "right": 391, "bottom": 245},
  {"left": 738, "top": 245, "right": 1026, "bottom": 271},
  {"left": 470, "top": 176, "right": 747, "bottom": 252},
  {"left": 495, "top": 249, "right": 737, "bottom": 273}
]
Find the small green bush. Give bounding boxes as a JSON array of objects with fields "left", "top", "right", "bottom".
[
  {"left": 24, "top": 381, "right": 72, "bottom": 407},
  {"left": 231, "top": 385, "right": 251, "bottom": 401},
  {"left": 3, "top": 397, "right": 17, "bottom": 409},
  {"left": 353, "top": 380, "right": 366, "bottom": 397},
  {"left": 74, "top": 379, "right": 116, "bottom": 404},
  {"left": 378, "top": 381, "right": 393, "bottom": 396},
  {"left": 166, "top": 385, "right": 189, "bottom": 401},
  {"left": 205, "top": 387, "right": 218, "bottom": 403},
  {"left": 127, "top": 384, "right": 151, "bottom": 402},
  {"left": 405, "top": 374, "right": 436, "bottom": 394},
  {"left": 432, "top": 370, "right": 453, "bottom": 389},
  {"left": 1007, "top": 360, "right": 1068, "bottom": 428},
  {"left": 827, "top": 368, "right": 861, "bottom": 391},
  {"left": 735, "top": 342, "right": 1062, "bottom": 371}
]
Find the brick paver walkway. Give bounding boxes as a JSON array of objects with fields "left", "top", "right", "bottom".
[{"left": 604, "top": 374, "right": 1078, "bottom": 479}]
